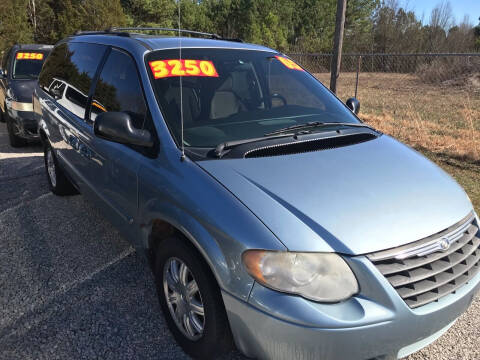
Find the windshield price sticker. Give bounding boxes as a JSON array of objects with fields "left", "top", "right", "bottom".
[
  {"left": 275, "top": 56, "right": 304, "bottom": 71},
  {"left": 16, "top": 52, "right": 44, "bottom": 60},
  {"left": 149, "top": 59, "right": 219, "bottom": 79}
]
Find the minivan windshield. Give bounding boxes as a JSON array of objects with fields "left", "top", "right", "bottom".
[
  {"left": 147, "top": 48, "right": 360, "bottom": 147},
  {"left": 13, "top": 51, "right": 48, "bottom": 79}
]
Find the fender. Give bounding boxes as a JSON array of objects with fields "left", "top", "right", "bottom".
[
  {"left": 140, "top": 203, "right": 232, "bottom": 293},
  {"left": 136, "top": 153, "right": 286, "bottom": 301}
]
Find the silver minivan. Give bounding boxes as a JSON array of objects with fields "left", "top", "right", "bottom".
[{"left": 35, "top": 29, "right": 480, "bottom": 360}]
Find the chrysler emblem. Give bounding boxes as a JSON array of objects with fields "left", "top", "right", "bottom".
[
  {"left": 389, "top": 214, "right": 474, "bottom": 261},
  {"left": 439, "top": 238, "right": 450, "bottom": 251}
]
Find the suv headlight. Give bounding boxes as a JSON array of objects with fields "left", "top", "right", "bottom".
[
  {"left": 242, "top": 250, "right": 358, "bottom": 302},
  {"left": 6, "top": 88, "right": 16, "bottom": 100}
]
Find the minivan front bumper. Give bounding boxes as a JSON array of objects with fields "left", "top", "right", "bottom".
[
  {"left": 223, "top": 256, "right": 480, "bottom": 360},
  {"left": 6, "top": 107, "right": 39, "bottom": 140}
]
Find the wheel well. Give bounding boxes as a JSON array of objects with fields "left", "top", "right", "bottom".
[
  {"left": 148, "top": 219, "right": 220, "bottom": 284},
  {"left": 148, "top": 219, "right": 177, "bottom": 251}
]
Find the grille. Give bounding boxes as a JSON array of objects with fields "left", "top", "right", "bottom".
[
  {"left": 244, "top": 133, "right": 377, "bottom": 158},
  {"left": 368, "top": 213, "right": 480, "bottom": 309}
]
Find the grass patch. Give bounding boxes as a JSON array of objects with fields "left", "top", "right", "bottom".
[
  {"left": 426, "top": 151, "right": 480, "bottom": 211},
  {"left": 315, "top": 72, "right": 480, "bottom": 211}
]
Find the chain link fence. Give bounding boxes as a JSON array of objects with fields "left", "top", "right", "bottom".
[
  {"left": 287, "top": 53, "right": 480, "bottom": 92},
  {"left": 287, "top": 52, "right": 480, "bottom": 75},
  {"left": 286, "top": 52, "right": 480, "bottom": 98}
]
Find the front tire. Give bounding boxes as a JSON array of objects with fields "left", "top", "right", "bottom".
[
  {"left": 154, "top": 237, "right": 233, "bottom": 359},
  {"left": 5, "top": 112, "right": 27, "bottom": 147},
  {"left": 0, "top": 103, "right": 6, "bottom": 123},
  {"left": 44, "top": 142, "right": 78, "bottom": 196}
]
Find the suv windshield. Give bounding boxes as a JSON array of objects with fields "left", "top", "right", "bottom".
[
  {"left": 147, "top": 48, "right": 359, "bottom": 148},
  {"left": 13, "top": 51, "right": 48, "bottom": 79}
]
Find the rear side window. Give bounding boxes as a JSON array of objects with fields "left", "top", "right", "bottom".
[
  {"left": 90, "top": 48, "right": 146, "bottom": 128},
  {"left": 4, "top": 49, "right": 13, "bottom": 76},
  {"left": 39, "top": 44, "right": 67, "bottom": 91},
  {"left": 1, "top": 48, "right": 11, "bottom": 72},
  {"left": 39, "top": 42, "right": 107, "bottom": 119}
]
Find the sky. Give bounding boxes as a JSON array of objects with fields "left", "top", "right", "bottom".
[{"left": 405, "top": 0, "right": 480, "bottom": 26}]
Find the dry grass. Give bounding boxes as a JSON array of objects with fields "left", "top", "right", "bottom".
[
  {"left": 315, "top": 72, "right": 480, "bottom": 209},
  {"left": 361, "top": 111, "right": 480, "bottom": 162},
  {"left": 316, "top": 72, "right": 480, "bottom": 162}
]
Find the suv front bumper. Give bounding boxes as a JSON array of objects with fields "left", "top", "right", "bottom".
[
  {"left": 223, "top": 256, "right": 480, "bottom": 360},
  {"left": 7, "top": 108, "right": 39, "bottom": 140}
]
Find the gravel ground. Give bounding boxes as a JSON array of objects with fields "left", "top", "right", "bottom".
[{"left": 0, "top": 121, "right": 478, "bottom": 360}]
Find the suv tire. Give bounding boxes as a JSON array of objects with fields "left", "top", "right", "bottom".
[
  {"left": 44, "top": 142, "right": 78, "bottom": 196},
  {"left": 5, "top": 112, "right": 27, "bottom": 147},
  {"left": 0, "top": 104, "right": 5, "bottom": 123},
  {"left": 154, "top": 237, "right": 233, "bottom": 359}
]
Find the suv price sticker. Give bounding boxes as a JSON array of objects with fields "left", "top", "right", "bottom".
[
  {"left": 16, "top": 52, "right": 44, "bottom": 60},
  {"left": 149, "top": 59, "right": 219, "bottom": 79},
  {"left": 275, "top": 56, "right": 304, "bottom": 71}
]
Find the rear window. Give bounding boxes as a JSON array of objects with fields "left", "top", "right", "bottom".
[
  {"left": 12, "top": 51, "right": 49, "bottom": 79},
  {"left": 147, "top": 48, "right": 359, "bottom": 148}
]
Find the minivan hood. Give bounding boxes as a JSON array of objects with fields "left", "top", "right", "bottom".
[
  {"left": 198, "top": 135, "right": 473, "bottom": 255},
  {"left": 9, "top": 79, "right": 37, "bottom": 103}
]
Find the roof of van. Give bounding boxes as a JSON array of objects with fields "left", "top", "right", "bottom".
[
  {"left": 135, "top": 36, "right": 275, "bottom": 52},
  {"left": 12, "top": 44, "right": 54, "bottom": 51},
  {"left": 69, "top": 33, "right": 276, "bottom": 53}
]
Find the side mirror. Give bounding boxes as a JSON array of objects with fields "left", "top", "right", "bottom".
[
  {"left": 346, "top": 97, "right": 360, "bottom": 115},
  {"left": 94, "top": 112, "right": 153, "bottom": 147},
  {"left": 0, "top": 69, "right": 5, "bottom": 78}
]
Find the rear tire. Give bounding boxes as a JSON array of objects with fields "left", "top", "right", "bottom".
[
  {"left": 6, "top": 112, "right": 27, "bottom": 147},
  {"left": 154, "top": 237, "right": 233, "bottom": 359},
  {"left": 44, "top": 142, "right": 78, "bottom": 196}
]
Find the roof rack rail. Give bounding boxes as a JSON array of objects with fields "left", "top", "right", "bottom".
[
  {"left": 74, "top": 30, "right": 131, "bottom": 37},
  {"left": 73, "top": 27, "right": 243, "bottom": 42},
  {"left": 109, "top": 27, "right": 224, "bottom": 39}
]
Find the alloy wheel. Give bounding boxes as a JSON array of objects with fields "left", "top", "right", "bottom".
[{"left": 163, "top": 257, "right": 205, "bottom": 340}]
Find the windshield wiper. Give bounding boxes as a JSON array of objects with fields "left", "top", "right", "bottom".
[
  {"left": 264, "top": 121, "right": 374, "bottom": 136},
  {"left": 214, "top": 122, "right": 376, "bottom": 158},
  {"left": 214, "top": 133, "right": 295, "bottom": 158}
]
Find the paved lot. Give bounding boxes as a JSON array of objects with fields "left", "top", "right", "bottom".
[{"left": 0, "top": 121, "right": 478, "bottom": 360}]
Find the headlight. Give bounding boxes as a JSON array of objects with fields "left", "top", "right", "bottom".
[
  {"left": 10, "top": 101, "right": 33, "bottom": 112},
  {"left": 242, "top": 250, "right": 358, "bottom": 302},
  {"left": 6, "top": 88, "right": 15, "bottom": 100}
]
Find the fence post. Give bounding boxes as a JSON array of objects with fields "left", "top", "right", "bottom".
[
  {"left": 330, "top": 0, "right": 347, "bottom": 94},
  {"left": 355, "top": 56, "right": 362, "bottom": 98}
]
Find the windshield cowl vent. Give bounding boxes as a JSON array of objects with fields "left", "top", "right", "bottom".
[{"left": 244, "top": 133, "right": 378, "bottom": 158}]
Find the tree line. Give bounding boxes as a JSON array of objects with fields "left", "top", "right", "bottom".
[{"left": 1, "top": 0, "right": 479, "bottom": 55}]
